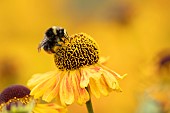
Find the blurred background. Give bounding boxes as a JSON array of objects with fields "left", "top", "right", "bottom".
[{"left": 0, "top": 0, "right": 170, "bottom": 113}]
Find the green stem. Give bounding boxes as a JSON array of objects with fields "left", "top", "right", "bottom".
[
  {"left": 86, "top": 98, "right": 94, "bottom": 113},
  {"left": 86, "top": 87, "right": 94, "bottom": 113}
]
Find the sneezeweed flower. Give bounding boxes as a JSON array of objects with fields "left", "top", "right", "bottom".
[
  {"left": 27, "top": 26, "right": 126, "bottom": 112},
  {"left": 0, "top": 84, "right": 67, "bottom": 113}
]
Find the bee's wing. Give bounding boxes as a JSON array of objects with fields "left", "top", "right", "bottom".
[{"left": 38, "top": 36, "right": 49, "bottom": 52}]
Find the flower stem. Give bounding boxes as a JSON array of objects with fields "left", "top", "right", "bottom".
[
  {"left": 86, "top": 98, "right": 94, "bottom": 113},
  {"left": 86, "top": 87, "right": 94, "bottom": 113}
]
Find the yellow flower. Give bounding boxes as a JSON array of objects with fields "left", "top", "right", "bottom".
[
  {"left": 27, "top": 32, "right": 126, "bottom": 106},
  {"left": 0, "top": 85, "right": 67, "bottom": 113}
]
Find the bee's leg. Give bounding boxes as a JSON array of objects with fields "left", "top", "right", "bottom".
[
  {"left": 50, "top": 48, "right": 56, "bottom": 53},
  {"left": 44, "top": 44, "right": 55, "bottom": 53},
  {"left": 54, "top": 37, "right": 62, "bottom": 46},
  {"left": 55, "top": 43, "right": 62, "bottom": 46},
  {"left": 43, "top": 45, "right": 49, "bottom": 51},
  {"left": 60, "top": 36, "right": 68, "bottom": 44},
  {"left": 60, "top": 38, "right": 65, "bottom": 43},
  {"left": 55, "top": 51, "right": 61, "bottom": 56}
]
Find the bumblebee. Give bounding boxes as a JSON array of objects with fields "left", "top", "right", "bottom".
[{"left": 38, "top": 26, "right": 69, "bottom": 53}]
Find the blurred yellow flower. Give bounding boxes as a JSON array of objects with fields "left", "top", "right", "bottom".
[
  {"left": 27, "top": 32, "right": 126, "bottom": 106},
  {"left": 136, "top": 49, "right": 170, "bottom": 113},
  {"left": 0, "top": 85, "right": 67, "bottom": 113}
]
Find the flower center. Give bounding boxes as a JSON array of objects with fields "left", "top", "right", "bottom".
[
  {"left": 0, "top": 85, "right": 34, "bottom": 112},
  {"left": 54, "top": 33, "right": 99, "bottom": 70},
  {"left": 0, "top": 85, "right": 30, "bottom": 104}
]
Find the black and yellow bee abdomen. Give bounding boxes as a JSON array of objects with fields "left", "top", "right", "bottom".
[{"left": 54, "top": 33, "right": 100, "bottom": 70}]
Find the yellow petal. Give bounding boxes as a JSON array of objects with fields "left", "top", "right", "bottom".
[
  {"left": 102, "top": 70, "right": 121, "bottom": 91},
  {"left": 96, "top": 75, "right": 109, "bottom": 96},
  {"left": 59, "top": 71, "right": 74, "bottom": 106},
  {"left": 98, "top": 64, "right": 127, "bottom": 79},
  {"left": 80, "top": 67, "right": 101, "bottom": 88},
  {"left": 80, "top": 69, "right": 90, "bottom": 88},
  {"left": 89, "top": 78, "right": 101, "bottom": 98},
  {"left": 87, "top": 67, "right": 102, "bottom": 79},
  {"left": 27, "top": 71, "right": 57, "bottom": 88},
  {"left": 30, "top": 73, "right": 56, "bottom": 99},
  {"left": 98, "top": 56, "right": 110, "bottom": 64},
  {"left": 70, "top": 71, "right": 89, "bottom": 105},
  {"left": 42, "top": 73, "right": 60, "bottom": 102},
  {"left": 33, "top": 103, "right": 67, "bottom": 113}
]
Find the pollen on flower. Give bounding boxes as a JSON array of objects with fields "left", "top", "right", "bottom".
[
  {"left": 54, "top": 33, "right": 100, "bottom": 70},
  {"left": 0, "top": 85, "right": 34, "bottom": 111}
]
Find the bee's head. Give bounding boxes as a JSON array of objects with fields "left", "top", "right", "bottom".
[
  {"left": 45, "top": 27, "right": 55, "bottom": 39},
  {"left": 45, "top": 26, "right": 67, "bottom": 39}
]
